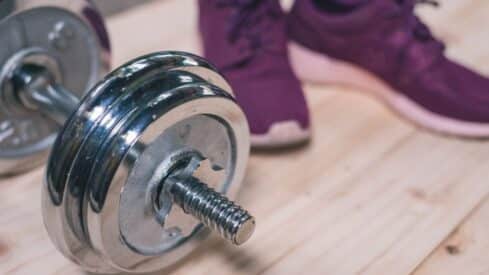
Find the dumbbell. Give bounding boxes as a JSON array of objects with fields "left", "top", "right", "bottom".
[{"left": 0, "top": 1, "right": 254, "bottom": 273}]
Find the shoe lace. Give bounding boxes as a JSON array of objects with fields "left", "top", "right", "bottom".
[
  {"left": 216, "top": 0, "right": 282, "bottom": 54},
  {"left": 387, "top": 0, "right": 446, "bottom": 72},
  {"left": 390, "top": 0, "right": 444, "bottom": 46}
]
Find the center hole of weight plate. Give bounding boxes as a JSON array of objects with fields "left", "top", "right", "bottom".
[
  {"left": 153, "top": 150, "right": 204, "bottom": 227},
  {"left": 119, "top": 114, "right": 234, "bottom": 256}
]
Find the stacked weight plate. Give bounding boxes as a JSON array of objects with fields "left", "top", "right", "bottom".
[
  {"left": 43, "top": 52, "right": 250, "bottom": 273},
  {"left": 0, "top": 0, "right": 110, "bottom": 174},
  {"left": 1, "top": 1, "right": 251, "bottom": 273}
]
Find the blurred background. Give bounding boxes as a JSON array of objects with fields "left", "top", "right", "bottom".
[{"left": 93, "top": 0, "right": 153, "bottom": 16}]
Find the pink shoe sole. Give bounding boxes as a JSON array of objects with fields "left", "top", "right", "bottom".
[
  {"left": 251, "top": 120, "right": 310, "bottom": 148},
  {"left": 289, "top": 42, "right": 489, "bottom": 138}
]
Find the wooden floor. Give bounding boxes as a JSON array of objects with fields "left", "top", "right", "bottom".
[{"left": 1, "top": 1, "right": 489, "bottom": 274}]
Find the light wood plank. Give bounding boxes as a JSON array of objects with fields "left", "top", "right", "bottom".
[{"left": 414, "top": 196, "right": 489, "bottom": 275}]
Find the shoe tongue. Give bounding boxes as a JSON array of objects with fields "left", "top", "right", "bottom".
[
  {"left": 313, "top": 0, "right": 369, "bottom": 14},
  {"left": 306, "top": 0, "right": 391, "bottom": 32},
  {"left": 329, "top": 0, "right": 368, "bottom": 6},
  {"left": 392, "top": 0, "right": 416, "bottom": 8},
  {"left": 205, "top": 0, "right": 287, "bottom": 70}
]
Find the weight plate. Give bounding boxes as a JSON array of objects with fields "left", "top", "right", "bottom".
[
  {"left": 93, "top": 84, "right": 247, "bottom": 273},
  {"left": 42, "top": 52, "right": 249, "bottom": 273},
  {"left": 0, "top": 0, "right": 110, "bottom": 175}
]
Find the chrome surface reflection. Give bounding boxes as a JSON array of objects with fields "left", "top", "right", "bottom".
[
  {"left": 42, "top": 52, "right": 249, "bottom": 273},
  {"left": 0, "top": 0, "right": 110, "bottom": 175}
]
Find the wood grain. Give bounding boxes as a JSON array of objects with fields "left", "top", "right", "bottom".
[
  {"left": 414, "top": 196, "right": 489, "bottom": 275},
  {"left": 1, "top": 0, "right": 488, "bottom": 274}
]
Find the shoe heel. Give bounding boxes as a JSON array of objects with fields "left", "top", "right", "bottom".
[
  {"left": 289, "top": 41, "right": 357, "bottom": 85},
  {"left": 287, "top": 11, "right": 371, "bottom": 87},
  {"left": 289, "top": 41, "right": 399, "bottom": 104}
]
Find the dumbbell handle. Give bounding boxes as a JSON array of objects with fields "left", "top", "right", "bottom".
[
  {"left": 12, "top": 64, "right": 79, "bottom": 125},
  {"left": 12, "top": 63, "right": 255, "bottom": 245}
]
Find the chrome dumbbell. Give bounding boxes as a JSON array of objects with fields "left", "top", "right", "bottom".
[{"left": 0, "top": 1, "right": 254, "bottom": 273}]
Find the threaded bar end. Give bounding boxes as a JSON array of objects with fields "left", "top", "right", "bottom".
[{"left": 167, "top": 176, "right": 255, "bottom": 245}]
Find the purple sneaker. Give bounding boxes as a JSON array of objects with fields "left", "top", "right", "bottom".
[
  {"left": 287, "top": 0, "right": 489, "bottom": 138},
  {"left": 198, "top": 0, "right": 310, "bottom": 147}
]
